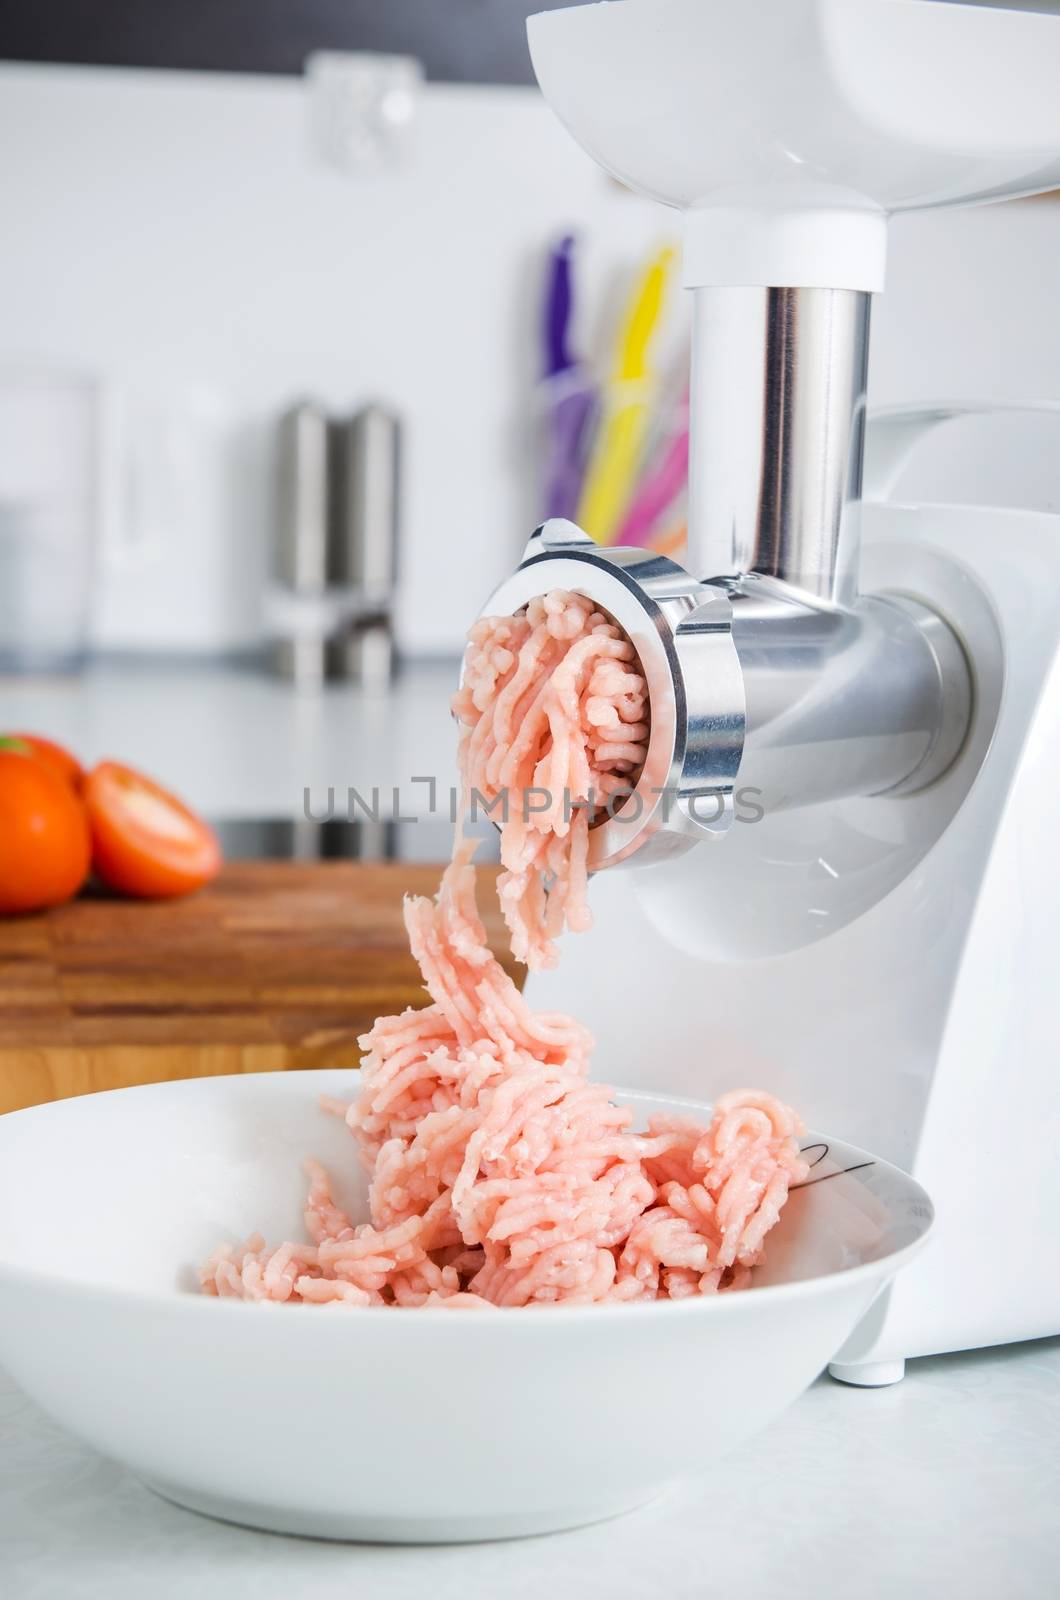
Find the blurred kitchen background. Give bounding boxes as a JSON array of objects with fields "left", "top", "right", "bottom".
[{"left": 2, "top": 0, "right": 1060, "bottom": 858}]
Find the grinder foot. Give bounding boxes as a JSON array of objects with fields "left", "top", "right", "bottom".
[{"left": 828, "top": 1359, "right": 906, "bottom": 1388}]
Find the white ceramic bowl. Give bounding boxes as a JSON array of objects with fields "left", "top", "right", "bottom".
[{"left": 0, "top": 1070, "right": 932, "bottom": 1543}]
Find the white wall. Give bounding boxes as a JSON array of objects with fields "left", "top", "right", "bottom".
[
  {"left": 1, "top": 62, "right": 1059, "bottom": 656},
  {"left": 0, "top": 62, "right": 663, "bottom": 654}
]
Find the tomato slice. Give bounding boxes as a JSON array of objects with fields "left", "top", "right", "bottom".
[
  {"left": 1, "top": 733, "right": 84, "bottom": 789},
  {"left": 83, "top": 761, "right": 222, "bottom": 899}
]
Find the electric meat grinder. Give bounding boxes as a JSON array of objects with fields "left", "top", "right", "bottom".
[{"left": 479, "top": 0, "right": 1060, "bottom": 1383}]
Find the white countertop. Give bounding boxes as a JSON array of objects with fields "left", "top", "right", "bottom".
[
  {"left": 0, "top": 661, "right": 460, "bottom": 823},
  {"left": 2, "top": 1338, "right": 1057, "bottom": 1600}
]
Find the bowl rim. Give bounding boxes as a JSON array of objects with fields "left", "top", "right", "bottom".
[{"left": 0, "top": 1070, "right": 935, "bottom": 1327}]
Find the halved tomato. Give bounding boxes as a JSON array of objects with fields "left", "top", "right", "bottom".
[
  {"left": 83, "top": 761, "right": 222, "bottom": 900},
  {"left": 1, "top": 733, "right": 84, "bottom": 790}
]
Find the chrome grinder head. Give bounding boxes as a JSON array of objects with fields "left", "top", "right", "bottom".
[{"left": 474, "top": 519, "right": 745, "bottom": 870}]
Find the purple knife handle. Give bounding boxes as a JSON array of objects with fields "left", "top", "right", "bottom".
[{"left": 544, "top": 235, "right": 575, "bottom": 379}]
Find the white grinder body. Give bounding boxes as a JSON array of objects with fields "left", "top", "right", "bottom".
[{"left": 510, "top": 0, "right": 1060, "bottom": 1377}]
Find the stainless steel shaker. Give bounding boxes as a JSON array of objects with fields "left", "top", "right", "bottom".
[{"left": 329, "top": 402, "right": 401, "bottom": 687}]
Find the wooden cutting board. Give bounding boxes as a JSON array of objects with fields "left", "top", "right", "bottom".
[{"left": 0, "top": 863, "right": 519, "bottom": 1115}]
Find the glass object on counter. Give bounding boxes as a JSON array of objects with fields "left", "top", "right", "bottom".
[{"left": 0, "top": 374, "right": 98, "bottom": 674}]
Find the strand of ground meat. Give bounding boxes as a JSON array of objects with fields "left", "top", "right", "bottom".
[
  {"left": 451, "top": 589, "right": 649, "bottom": 970},
  {"left": 201, "top": 591, "right": 808, "bottom": 1307}
]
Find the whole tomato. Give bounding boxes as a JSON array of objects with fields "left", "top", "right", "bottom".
[
  {"left": 3, "top": 733, "right": 84, "bottom": 790},
  {"left": 0, "top": 747, "right": 92, "bottom": 914}
]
